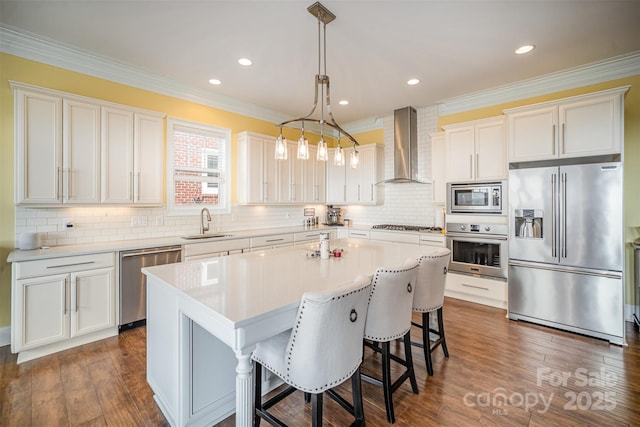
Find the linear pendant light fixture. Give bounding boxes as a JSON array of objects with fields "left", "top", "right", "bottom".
[{"left": 275, "top": 2, "right": 359, "bottom": 168}]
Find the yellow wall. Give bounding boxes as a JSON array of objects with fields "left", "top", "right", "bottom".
[
  {"left": 0, "top": 53, "right": 354, "bottom": 328},
  {"left": 439, "top": 76, "right": 640, "bottom": 305}
]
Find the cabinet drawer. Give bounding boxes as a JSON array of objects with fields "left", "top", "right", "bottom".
[
  {"left": 14, "top": 252, "right": 115, "bottom": 280},
  {"left": 419, "top": 234, "right": 445, "bottom": 247},
  {"left": 445, "top": 273, "right": 507, "bottom": 302},
  {"left": 184, "top": 238, "right": 250, "bottom": 258},
  {"left": 250, "top": 234, "right": 294, "bottom": 248},
  {"left": 369, "top": 231, "right": 419, "bottom": 245},
  {"left": 348, "top": 229, "right": 370, "bottom": 239},
  {"left": 294, "top": 230, "right": 335, "bottom": 243}
]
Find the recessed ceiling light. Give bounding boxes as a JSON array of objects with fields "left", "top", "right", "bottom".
[
  {"left": 407, "top": 78, "right": 420, "bottom": 85},
  {"left": 238, "top": 58, "right": 253, "bottom": 66},
  {"left": 209, "top": 78, "right": 222, "bottom": 85},
  {"left": 339, "top": 100, "right": 349, "bottom": 105},
  {"left": 515, "top": 45, "right": 535, "bottom": 55}
]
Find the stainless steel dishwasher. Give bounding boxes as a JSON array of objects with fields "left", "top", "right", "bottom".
[{"left": 119, "top": 245, "right": 182, "bottom": 329}]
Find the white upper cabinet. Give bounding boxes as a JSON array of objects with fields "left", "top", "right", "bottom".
[
  {"left": 430, "top": 132, "right": 446, "bottom": 204},
  {"left": 102, "top": 109, "right": 164, "bottom": 204},
  {"left": 444, "top": 116, "right": 506, "bottom": 183},
  {"left": 13, "top": 83, "right": 165, "bottom": 206},
  {"left": 133, "top": 113, "right": 165, "bottom": 204},
  {"left": 63, "top": 99, "right": 101, "bottom": 203},
  {"left": 327, "top": 144, "right": 383, "bottom": 205},
  {"left": 505, "top": 86, "right": 628, "bottom": 163},
  {"left": 237, "top": 131, "right": 328, "bottom": 205},
  {"left": 14, "top": 87, "right": 63, "bottom": 204}
]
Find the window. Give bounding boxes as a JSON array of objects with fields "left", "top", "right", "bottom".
[{"left": 167, "top": 118, "right": 231, "bottom": 214}]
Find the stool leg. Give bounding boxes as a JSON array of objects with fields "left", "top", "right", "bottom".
[
  {"left": 423, "top": 312, "right": 434, "bottom": 376},
  {"left": 311, "top": 393, "right": 323, "bottom": 427},
  {"left": 437, "top": 307, "right": 449, "bottom": 358},
  {"left": 381, "top": 341, "right": 395, "bottom": 424},
  {"left": 403, "top": 331, "right": 419, "bottom": 394},
  {"left": 351, "top": 367, "right": 365, "bottom": 425},
  {"left": 253, "top": 361, "right": 262, "bottom": 426}
]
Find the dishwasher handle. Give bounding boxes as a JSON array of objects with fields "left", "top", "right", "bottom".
[{"left": 120, "top": 246, "right": 182, "bottom": 258}]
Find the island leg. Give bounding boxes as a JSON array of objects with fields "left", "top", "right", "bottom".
[{"left": 235, "top": 351, "right": 254, "bottom": 427}]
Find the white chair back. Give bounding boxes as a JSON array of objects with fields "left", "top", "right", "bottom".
[
  {"left": 285, "top": 275, "right": 372, "bottom": 392},
  {"left": 413, "top": 249, "right": 451, "bottom": 312},
  {"left": 364, "top": 259, "right": 419, "bottom": 341}
]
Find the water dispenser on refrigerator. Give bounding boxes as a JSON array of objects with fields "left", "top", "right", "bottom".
[{"left": 514, "top": 209, "right": 542, "bottom": 239}]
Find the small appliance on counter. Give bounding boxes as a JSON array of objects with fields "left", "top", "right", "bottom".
[
  {"left": 18, "top": 232, "right": 42, "bottom": 250},
  {"left": 325, "top": 205, "right": 343, "bottom": 226}
]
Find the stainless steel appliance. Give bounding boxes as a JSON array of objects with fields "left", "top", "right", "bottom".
[
  {"left": 325, "top": 205, "right": 343, "bottom": 225},
  {"left": 446, "top": 222, "right": 508, "bottom": 279},
  {"left": 447, "top": 181, "right": 506, "bottom": 215},
  {"left": 508, "top": 160, "right": 624, "bottom": 344},
  {"left": 119, "top": 245, "right": 182, "bottom": 329}
]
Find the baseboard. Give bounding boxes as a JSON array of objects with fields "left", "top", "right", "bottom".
[{"left": 0, "top": 326, "right": 11, "bottom": 347}]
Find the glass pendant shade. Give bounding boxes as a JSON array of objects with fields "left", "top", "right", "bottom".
[
  {"left": 350, "top": 149, "right": 359, "bottom": 168},
  {"left": 317, "top": 138, "right": 328, "bottom": 161},
  {"left": 297, "top": 135, "right": 309, "bottom": 160},
  {"left": 275, "top": 134, "right": 288, "bottom": 160},
  {"left": 334, "top": 145, "right": 345, "bottom": 166}
]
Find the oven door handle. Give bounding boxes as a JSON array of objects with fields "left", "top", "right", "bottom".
[{"left": 446, "top": 233, "right": 507, "bottom": 241}]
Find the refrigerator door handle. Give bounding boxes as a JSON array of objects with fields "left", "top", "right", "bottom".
[
  {"left": 561, "top": 172, "right": 567, "bottom": 259},
  {"left": 551, "top": 173, "right": 557, "bottom": 258}
]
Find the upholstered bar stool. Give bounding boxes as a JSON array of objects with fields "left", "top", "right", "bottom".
[
  {"left": 411, "top": 249, "right": 451, "bottom": 376},
  {"left": 252, "top": 275, "right": 372, "bottom": 427},
  {"left": 362, "top": 259, "right": 419, "bottom": 424}
]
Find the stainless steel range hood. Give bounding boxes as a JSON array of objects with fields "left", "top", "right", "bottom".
[{"left": 377, "top": 106, "right": 428, "bottom": 184}]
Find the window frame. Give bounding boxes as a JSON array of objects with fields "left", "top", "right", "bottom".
[{"left": 166, "top": 117, "right": 231, "bottom": 215}]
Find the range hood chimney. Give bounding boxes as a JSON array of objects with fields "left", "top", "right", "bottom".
[{"left": 378, "top": 106, "right": 427, "bottom": 184}]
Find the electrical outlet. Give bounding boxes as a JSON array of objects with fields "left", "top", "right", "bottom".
[
  {"left": 231, "top": 214, "right": 237, "bottom": 222},
  {"left": 155, "top": 216, "right": 164, "bottom": 226},
  {"left": 285, "top": 212, "right": 291, "bottom": 219}
]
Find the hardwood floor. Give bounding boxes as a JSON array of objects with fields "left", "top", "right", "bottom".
[{"left": 2, "top": 297, "right": 640, "bottom": 426}]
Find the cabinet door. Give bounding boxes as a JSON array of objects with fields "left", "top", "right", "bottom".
[
  {"left": 507, "top": 106, "right": 558, "bottom": 162},
  {"left": 358, "top": 146, "right": 377, "bottom": 203},
  {"left": 446, "top": 126, "right": 475, "bottom": 182},
  {"left": 263, "top": 138, "right": 278, "bottom": 203},
  {"left": 325, "top": 149, "right": 345, "bottom": 204},
  {"left": 71, "top": 267, "right": 116, "bottom": 337},
  {"left": 475, "top": 119, "right": 506, "bottom": 181},
  {"left": 345, "top": 147, "right": 361, "bottom": 202},
  {"left": 134, "top": 113, "right": 164, "bottom": 204},
  {"left": 15, "top": 274, "right": 69, "bottom": 352},
  {"left": 430, "top": 133, "right": 446, "bottom": 203},
  {"left": 101, "top": 107, "right": 134, "bottom": 203},
  {"left": 63, "top": 99, "right": 101, "bottom": 203},
  {"left": 237, "top": 134, "right": 264, "bottom": 204},
  {"left": 314, "top": 148, "right": 327, "bottom": 203},
  {"left": 15, "top": 89, "right": 63, "bottom": 204},
  {"left": 559, "top": 94, "right": 622, "bottom": 157},
  {"left": 289, "top": 144, "right": 303, "bottom": 203}
]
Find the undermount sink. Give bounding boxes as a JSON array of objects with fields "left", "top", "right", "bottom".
[{"left": 182, "top": 234, "right": 233, "bottom": 240}]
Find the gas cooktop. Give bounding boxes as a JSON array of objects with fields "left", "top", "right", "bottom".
[{"left": 372, "top": 224, "right": 443, "bottom": 233}]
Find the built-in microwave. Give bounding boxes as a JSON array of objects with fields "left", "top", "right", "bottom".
[{"left": 446, "top": 181, "right": 506, "bottom": 215}]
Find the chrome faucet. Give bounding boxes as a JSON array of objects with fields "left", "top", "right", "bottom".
[{"left": 200, "top": 208, "right": 212, "bottom": 235}]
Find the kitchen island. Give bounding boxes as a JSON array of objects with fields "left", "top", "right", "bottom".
[{"left": 142, "top": 238, "right": 447, "bottom": 427}]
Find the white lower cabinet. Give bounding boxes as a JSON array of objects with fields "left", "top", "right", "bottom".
[
  {"left": 249, "top": 234, "right": 294, "bottom": 251},
  {"left": 183, "top": 238, "right": 251, "bottom": 261},
  {"left": 445, "top": 272, "right": 507, "bottom": 309},
  {"left": 11, "top": 252, "right": 117, "bottom": 363}
]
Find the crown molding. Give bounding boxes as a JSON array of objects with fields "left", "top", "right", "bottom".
[
  {"left": 437, "top": 50, "right": 640, "bottom": 116},
  {"left": 0, "top": 24, "right": 291, "bottom": 125}
]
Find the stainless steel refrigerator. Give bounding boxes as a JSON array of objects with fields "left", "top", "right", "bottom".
[{"left": 508, "top": 160, "right": 624, "bottom": 344}]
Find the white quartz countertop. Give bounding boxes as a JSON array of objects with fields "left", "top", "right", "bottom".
[
  {"left": 6, "top": 225, "right": 341, "bottom": 263},
  {"left": 142, "top": 238, "right": 449, "bottom": 328}
]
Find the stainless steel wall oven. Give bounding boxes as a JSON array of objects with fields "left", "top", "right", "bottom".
[{"left": 446, "top": 222, "right": 508, "bottom": 279}]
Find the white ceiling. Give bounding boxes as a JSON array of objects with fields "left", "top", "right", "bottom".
[{"left": 1, "top": 0, "right": 639, "bottom": 125}]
